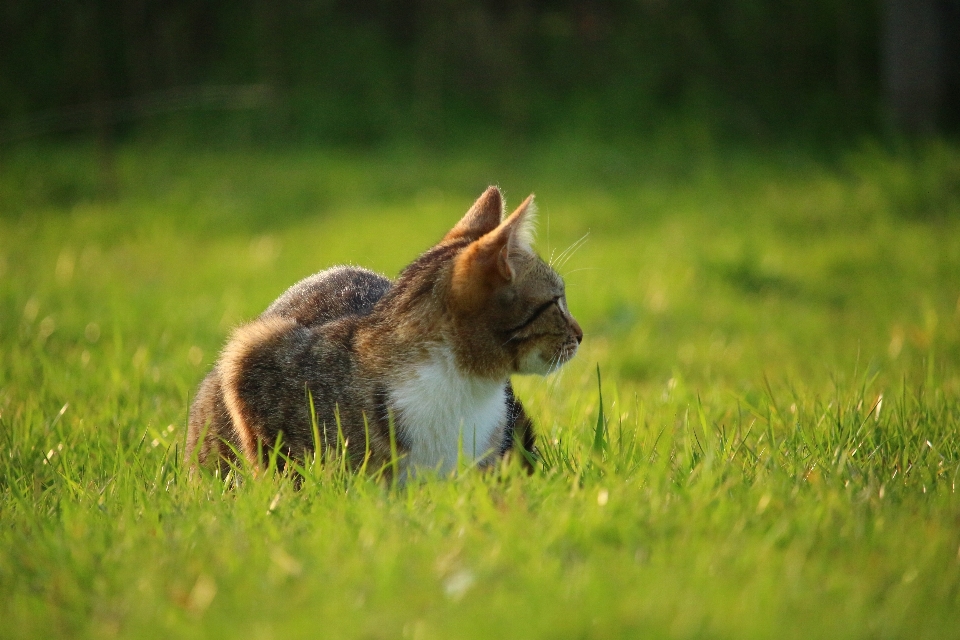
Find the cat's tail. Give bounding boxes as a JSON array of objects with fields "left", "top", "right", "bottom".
[{"left": 219, "top": 315, "right": 299, "bottom": 468}]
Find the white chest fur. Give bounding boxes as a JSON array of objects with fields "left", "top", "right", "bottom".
[{"left": 390, "top": 347, "right": 507, "bottom": 475}]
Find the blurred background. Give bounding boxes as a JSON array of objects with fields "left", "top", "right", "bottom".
[
  {"left": 2, "top": 0, "right": 958, "bottom": 147},
  {"left": 2, "top": 0, "right": 959, "bottom": 399}
]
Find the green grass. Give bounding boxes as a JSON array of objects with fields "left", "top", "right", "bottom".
[{"left": 1, "top": 136, "right": 959, "bottom": 639}]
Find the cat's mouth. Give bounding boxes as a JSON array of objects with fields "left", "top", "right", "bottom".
[{"left": 549, "top": 339, "right": 580, "bottom": 372}]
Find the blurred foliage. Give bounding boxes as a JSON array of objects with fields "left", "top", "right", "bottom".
[{"left": 0, "top": 0, "right": 880, "bottom": 143}]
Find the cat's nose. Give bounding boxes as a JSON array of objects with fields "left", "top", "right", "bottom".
[{"left": 571, "top": 318, "right": 583, "bottom": 344}]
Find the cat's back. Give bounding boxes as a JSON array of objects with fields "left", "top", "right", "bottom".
[
  {"left": 187, "top": 267, "right": 388, "bottom": 468},
  {"left": 261, "top": 266, "right": 391, "bottom": 327}
]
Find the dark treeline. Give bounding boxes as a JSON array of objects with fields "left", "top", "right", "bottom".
[{"left": 0, "top": 0, "right": 949, "bottom": 143}]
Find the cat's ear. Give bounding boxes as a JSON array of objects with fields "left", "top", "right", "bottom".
[
  {"left": 443, "top": 186, "right": 504, "bottom": 243},
  {"left": 498, "top": 194, "right": 537, "bottom": 254},
  {"left": 484, "top": 194, "right": 537, "bottom": 281},
  {"left": 451, "top": 195, "right": 536, "bottom": 303}
]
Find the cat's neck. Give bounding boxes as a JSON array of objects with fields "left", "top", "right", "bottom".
[{"left": 388, "top": 345, "right": 508, "bottom": 475}]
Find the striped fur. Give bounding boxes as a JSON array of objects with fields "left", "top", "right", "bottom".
[{"left": 186, "top": 186, "right": 582, "bottom": 478}]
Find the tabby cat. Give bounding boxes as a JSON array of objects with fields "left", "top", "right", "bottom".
[{"left": 186, "top": 187, "right": 582, "bottom": 478}]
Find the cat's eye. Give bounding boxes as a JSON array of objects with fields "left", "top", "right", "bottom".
[
  {"left": 506, "top": 296, "right": 560, "bottom": 335},
  {"left": 546, "top": 295, "right": 562, "bottom": 314}
]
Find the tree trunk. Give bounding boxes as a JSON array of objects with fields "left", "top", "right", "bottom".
[{"left": 882, "top": 0, "right": 943, "bottom": 132}]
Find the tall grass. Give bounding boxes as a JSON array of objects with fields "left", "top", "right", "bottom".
[{"left": 1, "top": 137, "right": 958, "bottom": 638}]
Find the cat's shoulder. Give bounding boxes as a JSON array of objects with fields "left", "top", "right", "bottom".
[{"left": 261, "top": 266, "right": 392, "bottom": 327}]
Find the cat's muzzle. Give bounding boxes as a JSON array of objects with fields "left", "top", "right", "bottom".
[{"left": 548, "top": 339, "right": 580, "bottom": 373}]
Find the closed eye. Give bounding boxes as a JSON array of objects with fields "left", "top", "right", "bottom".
[{"left": 505, "top": 297, "right": 560, "bottom": 336}]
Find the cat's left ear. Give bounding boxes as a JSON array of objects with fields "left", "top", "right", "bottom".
[
  {"left": 451, "top": 194, "right": 536, "bottom": 301},
  {"left": 485, "top": 194, "right": 537, "bottom": 281}
]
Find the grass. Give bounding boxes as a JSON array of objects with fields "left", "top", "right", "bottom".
[{"left": 1, "top": 135, "right": 959, "bottom": 639}]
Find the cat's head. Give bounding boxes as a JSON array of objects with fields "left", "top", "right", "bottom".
[{"left": 441, "top": 187, "right": 583, "bottom": 377}]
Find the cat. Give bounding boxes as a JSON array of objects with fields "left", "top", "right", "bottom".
[{"left": 185, "top": 186, "right": 582, "bottom": 479}]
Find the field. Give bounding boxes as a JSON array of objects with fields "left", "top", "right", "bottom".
[{"left": 1, "top": 136, "right": 959, "bottom": 639}]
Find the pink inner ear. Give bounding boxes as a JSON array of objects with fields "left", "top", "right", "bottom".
[
  {"left": 449, "top": 225, "right": 516, "bottom": 310},
  {"left": 471, "top": 193, "right": 536, "bottom": 280},
  {"left": 497, "top": 244, "right": 514, "bottom": 281},
  {"left": 449, "top": 190, "right": 536, "bottom": 305}
]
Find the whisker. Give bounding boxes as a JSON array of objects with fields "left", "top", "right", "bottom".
[
  {"left": 549, "top": 359, "right": 567, "bottom": 390},
  {"left": 557, "top": 246, "right": 587, "bottom": 271},
  {"left": 561, "top": 267, "right": 600, "bottom": 278},
  {"left": 552, "top": 235, "right": 587, "bottom": 269},
  {"left": 550, "top": 232, "right": 590, "bottom": 269},
  {"left": 546, "top": 351, "right": 566, "bottom": 389},
  {"left": 547, "top": 368, "right": 561, "bottom": 391},
  {"left": 554, "top": 232, "right": 591, "bottom": 270}
]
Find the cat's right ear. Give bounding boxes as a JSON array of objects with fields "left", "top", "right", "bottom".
[{"left": 443, "top": 186, "right": 503, "bottom": 243}]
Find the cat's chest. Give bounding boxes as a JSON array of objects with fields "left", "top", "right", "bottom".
[{"left": 389, "top": 348, "right": 507, "bottom": 474}]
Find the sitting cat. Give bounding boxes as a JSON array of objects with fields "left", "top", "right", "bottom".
[{"left": 186, "top": 186, "right": 582, "bottom": 478}]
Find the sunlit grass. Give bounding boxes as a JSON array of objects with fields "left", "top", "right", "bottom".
[{"left": 1, "top": 137, "right": 959, "bottom": 639}]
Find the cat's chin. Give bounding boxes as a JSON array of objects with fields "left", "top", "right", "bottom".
[{"left": 516, "top": 343, "right": 579, "bottom": 376}]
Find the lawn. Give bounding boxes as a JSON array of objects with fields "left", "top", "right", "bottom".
[{"left": 1, "top": 136, "right": 959, "bottom": 639}]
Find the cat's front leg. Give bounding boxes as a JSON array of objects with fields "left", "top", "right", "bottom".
[{"left": 504, "top": 387, "right": 537, "bottom": 473}]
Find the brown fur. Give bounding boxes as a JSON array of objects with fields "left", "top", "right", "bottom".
[{"left": 186, "top": 187, "right": 582, "bottom": 478}]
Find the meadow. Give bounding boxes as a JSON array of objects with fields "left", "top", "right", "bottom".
[{"left": 1, "top": 135, "right": 959, "bottom": 639}]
